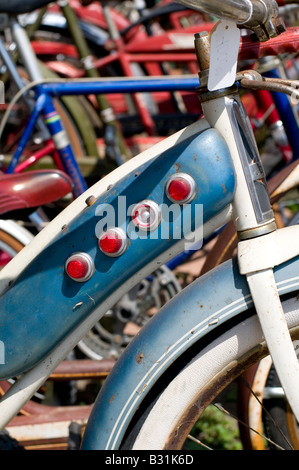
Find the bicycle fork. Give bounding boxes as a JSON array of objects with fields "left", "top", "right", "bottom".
[{"left": 195, "top": 32, "right": 299, "bottom": 422}]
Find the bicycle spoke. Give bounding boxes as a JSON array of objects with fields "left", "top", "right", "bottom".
[
  {"left": 240, "top": 375, "right": 295, "bottom": 450},
  {"left": 187, "top": 433, "right": 213, "bottom": 450}
]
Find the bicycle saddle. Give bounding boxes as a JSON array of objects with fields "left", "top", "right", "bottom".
[
  {"left": 0, "top": 0, "right": 53, "bottom": 14},
  {"left": 0, "top": 169, "right": 73, "bottom": 216}
]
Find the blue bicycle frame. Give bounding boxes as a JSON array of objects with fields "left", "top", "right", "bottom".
[{"left": 4, "top": 76, "right": 199, "bottom": 198}]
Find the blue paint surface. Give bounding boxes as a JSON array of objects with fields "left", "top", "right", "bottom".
[{"left": 0, "top": 127, "right": 235, "bottom": 379}]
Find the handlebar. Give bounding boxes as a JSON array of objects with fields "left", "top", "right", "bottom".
[
  {"left": 175, "top": 0, "right": 285, "bottom": 41},
  {"left": 176, "top": 0, "right": 259, "bottom": 23}
]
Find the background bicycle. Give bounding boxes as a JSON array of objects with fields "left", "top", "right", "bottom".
[{"left": 0, "top": 0, "right": 299, "bottom": 450}]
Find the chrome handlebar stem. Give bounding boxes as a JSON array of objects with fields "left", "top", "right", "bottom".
[{"left": 176, "top": 0, "right": 285, "bottom": 41}]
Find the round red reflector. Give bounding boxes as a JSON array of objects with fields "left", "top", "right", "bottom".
[
  {"left": 99, "top": 228, "right": 127, "bottom": 257},
  {"left": 165, "top": 173, "right": 196, "bottom": 204},
  {"left": 65, "top": 252, "right": 95, "bottom": 282},
  {"left": 168, "top": 178, "right": 191, "bottom": 201},
  {"left": 67, "top": 259, "right": 89, "bottom": 279},
  {"left": 131, "top": 200, "right": 161, "bottom": 231}
]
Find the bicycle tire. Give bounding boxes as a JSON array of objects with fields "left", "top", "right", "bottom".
[
  {"left": 0, "top": 229, "right": 25, "bottom": 256},
  {"left": 0, "top": 64, "right": 98, "bottom": 168},
  {"left": 117, "top": 295, "right": 299, "bottom": 450},
  {"left": 0, "top": 222, "right": 33, "bottom": 264},
  {"left": 0, "top": 430, "right": 24, "bottom": 450},
  {"left": 262, "top": 363, "right": 298, "bottom": 450}
]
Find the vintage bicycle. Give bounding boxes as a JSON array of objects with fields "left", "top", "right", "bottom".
[{"left": 1, "top": 0, "right": 299, "bottom": 450}]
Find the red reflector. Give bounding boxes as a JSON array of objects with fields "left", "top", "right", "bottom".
[
  {"left": 66, "top": 259, "right": 89, "bottom": 279},
  {"left": 100, "top": 233, "right": 122, "bottom": 254},
  {"left": 65, "top": 252, "right": 95, "bottom": 282},
  {"left": 165, "top": 173, "right": 196, "bottom": 204},
  {"left": 131, "top": 200, "right": 161, "bottom": 231},
  {"left": 168, "top": 178, "right": 191, "bottom": 201},
  {"left": 98, "top": 228, "right": 127, "bottom": 257}
]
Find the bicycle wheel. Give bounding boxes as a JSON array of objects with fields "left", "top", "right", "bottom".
[
  {"left": 77, "top": 265, "right": 181, "bottom": 360},
  {"left": 0, "top": 64, "right": 100, "bottom": 173},
  {"left": 117, "top": 294, "right": 299, "bottom": 450},
  {"left": 0, "top": 221, "right": 33, "bottom": 266},
  {"left": 0, "top": 229, "right": 24, "bottom": 260},
  {"left": 261, "top": 362, "right": 299, "bottom": 450}
]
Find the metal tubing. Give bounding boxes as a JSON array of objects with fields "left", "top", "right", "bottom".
[
  {"left": 247, "top": 268, "right": 299, "bottom": 423},
  {"left": 41, "top": 92, "right": 88, "bottom": 196},
  {"left": 60, "top": 1, "right": 130, "bottom": 161},
  {"left": 0, "top": 31, "right": 50, "bottom": 140},
  {"left": 0, "top": 38, "right": 27, "bottom": 92},
  {"left": 11, "top": 19, "right": 42, "bottom": 82},
  {"left": 175, "top": 0, "right": 257, "bottom": 24},
  {"left": 6, "top": 94, "right": 47, "bottom": 174},
  {"left": 39, "top": 76, "right": 200, "bottom": 97},
  {"left": 265, "top": 69, "right": 299, "bottom": 161}
]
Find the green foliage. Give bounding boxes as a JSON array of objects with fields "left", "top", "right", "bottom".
[{"left": 189, "top": 404, "right": 242, "bottom": 450}]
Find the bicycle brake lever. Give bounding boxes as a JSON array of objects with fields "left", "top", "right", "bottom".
[
  {"left": 177, "top": 0, "right": 286, "bottom": 41},
  {"left": 244, "top": 0, "right": 286, "bottom": 42}
]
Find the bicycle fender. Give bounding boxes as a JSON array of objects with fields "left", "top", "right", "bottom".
[
  {"left": 81, "top": 254, "right": 299, "bottom": 450},
  {"left": 0, "top": 120, "right": 235, "bottom": 379}
]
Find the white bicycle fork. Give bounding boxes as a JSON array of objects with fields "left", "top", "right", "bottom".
[{"left": 202, "top": 91, "right": 299, "bottom": 423}]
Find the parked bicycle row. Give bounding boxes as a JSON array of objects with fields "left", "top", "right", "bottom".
[{"left": 0, "top": 0, "right": 299, "bottom": 451}]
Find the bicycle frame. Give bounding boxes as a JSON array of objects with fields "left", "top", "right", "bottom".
[
  {"left": 2, "top": 0, "right": 299, "bottom": 450},
  {"left": 0, "top": 66, "right": 297, "bottom": 444},
  {"left": 3, "top": 76, "right": 199, "bottom": 178},
  {"left": 0, "top": 116, "right": 234, "bottom": 423}
]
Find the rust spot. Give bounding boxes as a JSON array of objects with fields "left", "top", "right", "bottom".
[
  {"left": 136, "top": 352, "right": 144, "bottom": 364},
  {"left": 110, "top": 394, "right": 115, "bottom": 404},
  {"left": 174, "top": 163, "right": 181, "bottom": 173},
  {"left": 221, "top": 184, "right": 227, "bottom": 194}
]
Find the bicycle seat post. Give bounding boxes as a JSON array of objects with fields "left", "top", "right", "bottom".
[{"left": 194, "top": 31, "right": 210, "bottom": 88}]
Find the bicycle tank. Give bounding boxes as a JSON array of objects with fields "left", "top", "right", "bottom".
[{"left": 0, "top": 121, "right": 236, "bottom": 379}]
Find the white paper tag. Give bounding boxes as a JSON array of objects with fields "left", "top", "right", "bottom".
[{"left": 208, "top": 20, "right": 240, "bottom": 92}]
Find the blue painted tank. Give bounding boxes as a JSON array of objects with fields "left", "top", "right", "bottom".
[{"left": 0, "top": 125, "right": 235, "bottom": 379}]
